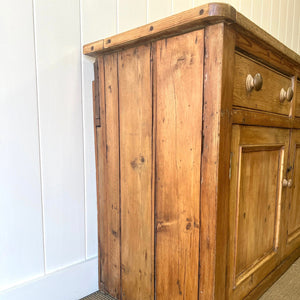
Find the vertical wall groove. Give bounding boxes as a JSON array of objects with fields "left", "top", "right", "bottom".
[
  {"left": 117, "top": 0, "right": 120, "bottom": 33},
  {"left": 79, "top": 0, "right": 88, "bottom": 260},
  {"left": 31, "top": 0, "right": 47, "bottom": 274}
]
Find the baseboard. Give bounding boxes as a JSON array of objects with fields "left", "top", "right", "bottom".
[
  {"left": 0, "top": 257, "right": 98, "bottom": 300},
  {"left": 245, "top": 247, "right": 300, "bottom": 299}
]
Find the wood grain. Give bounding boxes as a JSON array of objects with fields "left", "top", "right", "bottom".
[
  {"left": 244, "top": 246, "right": 300, "bottom": 299},
  {"left": 232, "top": 109, "right": 294, "bottom": 128},
  {"left": 154, "top": 29, "right": 203, "bottom": 300},
  {"left": 83, "top": 3, "right": 236, "bottom": 56},
  {"left": 282, "top": 129, "right": 300, "bottom": 259},
  {"left": 233, "top": 53, "right": 292, "bottom": 115},
  {"left": 83, "top": 3, "right": 300, "bottom": 73},
  {"left": 84, "top": 40, "right": 104, "bottom": 56},
  {"left": 89, "top": 7, "right": 300, "bottom": 300},
  {"left": 199, "top": 23, "right": 235, "bottom": 300},
  {"left": 94, "top": 60, "right": 100, "bottom": 122},
  {"left": 227, "top": 125, "right": 289, "bottom": 300},
  {"left": 235, "top": 30, "right": 299, "bottom": 75},
  {"left": 236, "top": 147, "right": 280, "bottom": 276},
  {"left": 235, "top": 12, "right": 300, "bottom": 66},
  {"left": 118, "top": 45, "right": 153, "bottom": 300},
  {"left": 102, "top": 53, "right": 120, "bottom": 297},
  {"left": 295, "top": 81, "right": 300, "bottom": 117},
  {"left": 95, "top": 56, "right": 107, "bottom": 289},
  {"left": 214, "top": 25, "right": 236, "bottom": 300}
]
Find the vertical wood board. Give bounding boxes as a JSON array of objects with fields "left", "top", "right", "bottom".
[
  {"left": 96, "top": 57, "right": 107, "bottom": 288},
  {"left": 199, "top": 23, "right": 235, "bottom": 300},
  {"left": 118, "top": 45, "right": 153, "bottom": 300},
  {"left": 155, "top": 30, "right": 203, "bottom": 300},
  {"left": 96, "top": 54, "right": 121, "bottom": 297}
]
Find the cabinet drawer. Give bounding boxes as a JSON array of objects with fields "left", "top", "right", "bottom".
[
  {"left": 233, "top": 53, "right": 293, "bottom": 115},
  {"left": 296, "top": 81, "right": 300, "bottom": 117}
]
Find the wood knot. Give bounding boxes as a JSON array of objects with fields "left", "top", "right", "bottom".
[
  {"left": 186, "top": 222, "right": 192, "bottom": 230},
  {"left": 130, "top": 155, "right": 145, "bottom": 170}
]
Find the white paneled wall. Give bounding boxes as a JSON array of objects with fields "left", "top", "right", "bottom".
[
  {"left": 0, "top": 0, "right": 44, "bottom": 291},
  {"left": 0, "top": 0, "right": 299, "bottom": 299},
  {"left": 33, "top": 0, "right": 85, "bottom": 272}
]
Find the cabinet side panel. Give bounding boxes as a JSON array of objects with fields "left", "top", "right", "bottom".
[
  {"left": 118, "top": 45, "right": 153, "bottom": 300},
  {"left": 155, "top": 30, "right": 203, "bottom": 300}
]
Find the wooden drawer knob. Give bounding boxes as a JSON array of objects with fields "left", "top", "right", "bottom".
[
  {"left": 246, "top": 73, "right": 263, "bottom": 92},
  {"left": 279, "top": 87, "right": 294, "bottom": 103}
]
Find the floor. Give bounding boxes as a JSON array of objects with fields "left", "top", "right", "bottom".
[{"left": 82, "top": 258, "right": 300, "bottom": 300}]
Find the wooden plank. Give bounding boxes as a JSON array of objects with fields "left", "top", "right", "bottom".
[
  {"left": 84, "top": 40, "right": 104, "bottom": 57},
  {"left": 118, "top": 44, "right": 153, "bottom": 300},
  {"left": 102, "top": 53, "right": 120, "bottom": 298},
  {"left": 214, "top": 25, "right": 236, "bottom": 300},
  {"left": 83, "top": 3, "right": 236, "bottom": 56},
  {"left": 199, "top": 23, "right": 235, "bottom": 299},
  {"left": 232, "top": 109, "right": 294, "bottom": 128},
  {"left": 96, "top": 56, "right": 107, "bottom": 288},
  {"left": 83, "top": 3, "right": 300, "bottom": 75},
  {"left": 94, "top": 60, "right": 100, "bottom": 121},
  {"left": 295, "top": 81, "right": 300, "bottom": 117},
  {"left": 154, "top": 29, "right": 203, "bottom": 300}
]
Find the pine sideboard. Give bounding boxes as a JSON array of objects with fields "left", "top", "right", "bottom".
[{"left": 84, "top": 3, "right": 300, "bottom": 299}]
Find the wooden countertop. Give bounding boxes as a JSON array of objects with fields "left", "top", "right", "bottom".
[{"left": 83, "top": 2, "right": 300, "bottom": 69}]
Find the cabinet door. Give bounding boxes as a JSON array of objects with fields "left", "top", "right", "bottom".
[
  {"left": 283, "top": 129, "right": 300, "bottom": 256},
  {"left": 227, "top": 125, "right": 289, "bottom": 299}
]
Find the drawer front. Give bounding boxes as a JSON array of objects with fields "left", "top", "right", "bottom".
[
  {"left": 296, "top": 81, "right": 300, "bottom": 117},
  {"left": 233, "top": 53, "right": 293, "bottom": 115}
]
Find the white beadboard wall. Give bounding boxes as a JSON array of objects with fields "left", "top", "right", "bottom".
[{"left": 0, "top": 0, "right": 299, "bottom": 299}]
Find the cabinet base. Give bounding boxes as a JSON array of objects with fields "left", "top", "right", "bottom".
[{"left": 245, "top": 247, "right": 300, "bottom": 299}]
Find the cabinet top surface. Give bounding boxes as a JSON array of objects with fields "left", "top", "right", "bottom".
[{"left": 83, "top": 2, "right": 300, "bottom": 67}]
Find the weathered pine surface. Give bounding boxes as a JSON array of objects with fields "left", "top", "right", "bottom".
[{"left": 86, "top": 2, "right": 300, "bottom": 300}]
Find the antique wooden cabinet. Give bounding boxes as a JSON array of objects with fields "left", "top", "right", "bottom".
[{"left": 84, "top": 3, "right": 300, "bottom": 299}]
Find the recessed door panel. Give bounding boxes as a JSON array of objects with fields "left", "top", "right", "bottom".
[
  {"left": 228, "top": 125, "right": 289, "bottom": 299},
  {"left": 236, "top": 146, "right": 281, "bottom": 277}
]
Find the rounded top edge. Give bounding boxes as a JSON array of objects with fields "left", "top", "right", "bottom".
[{"left": 83, "top": 2, "right": 237, "bottom": 57}]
